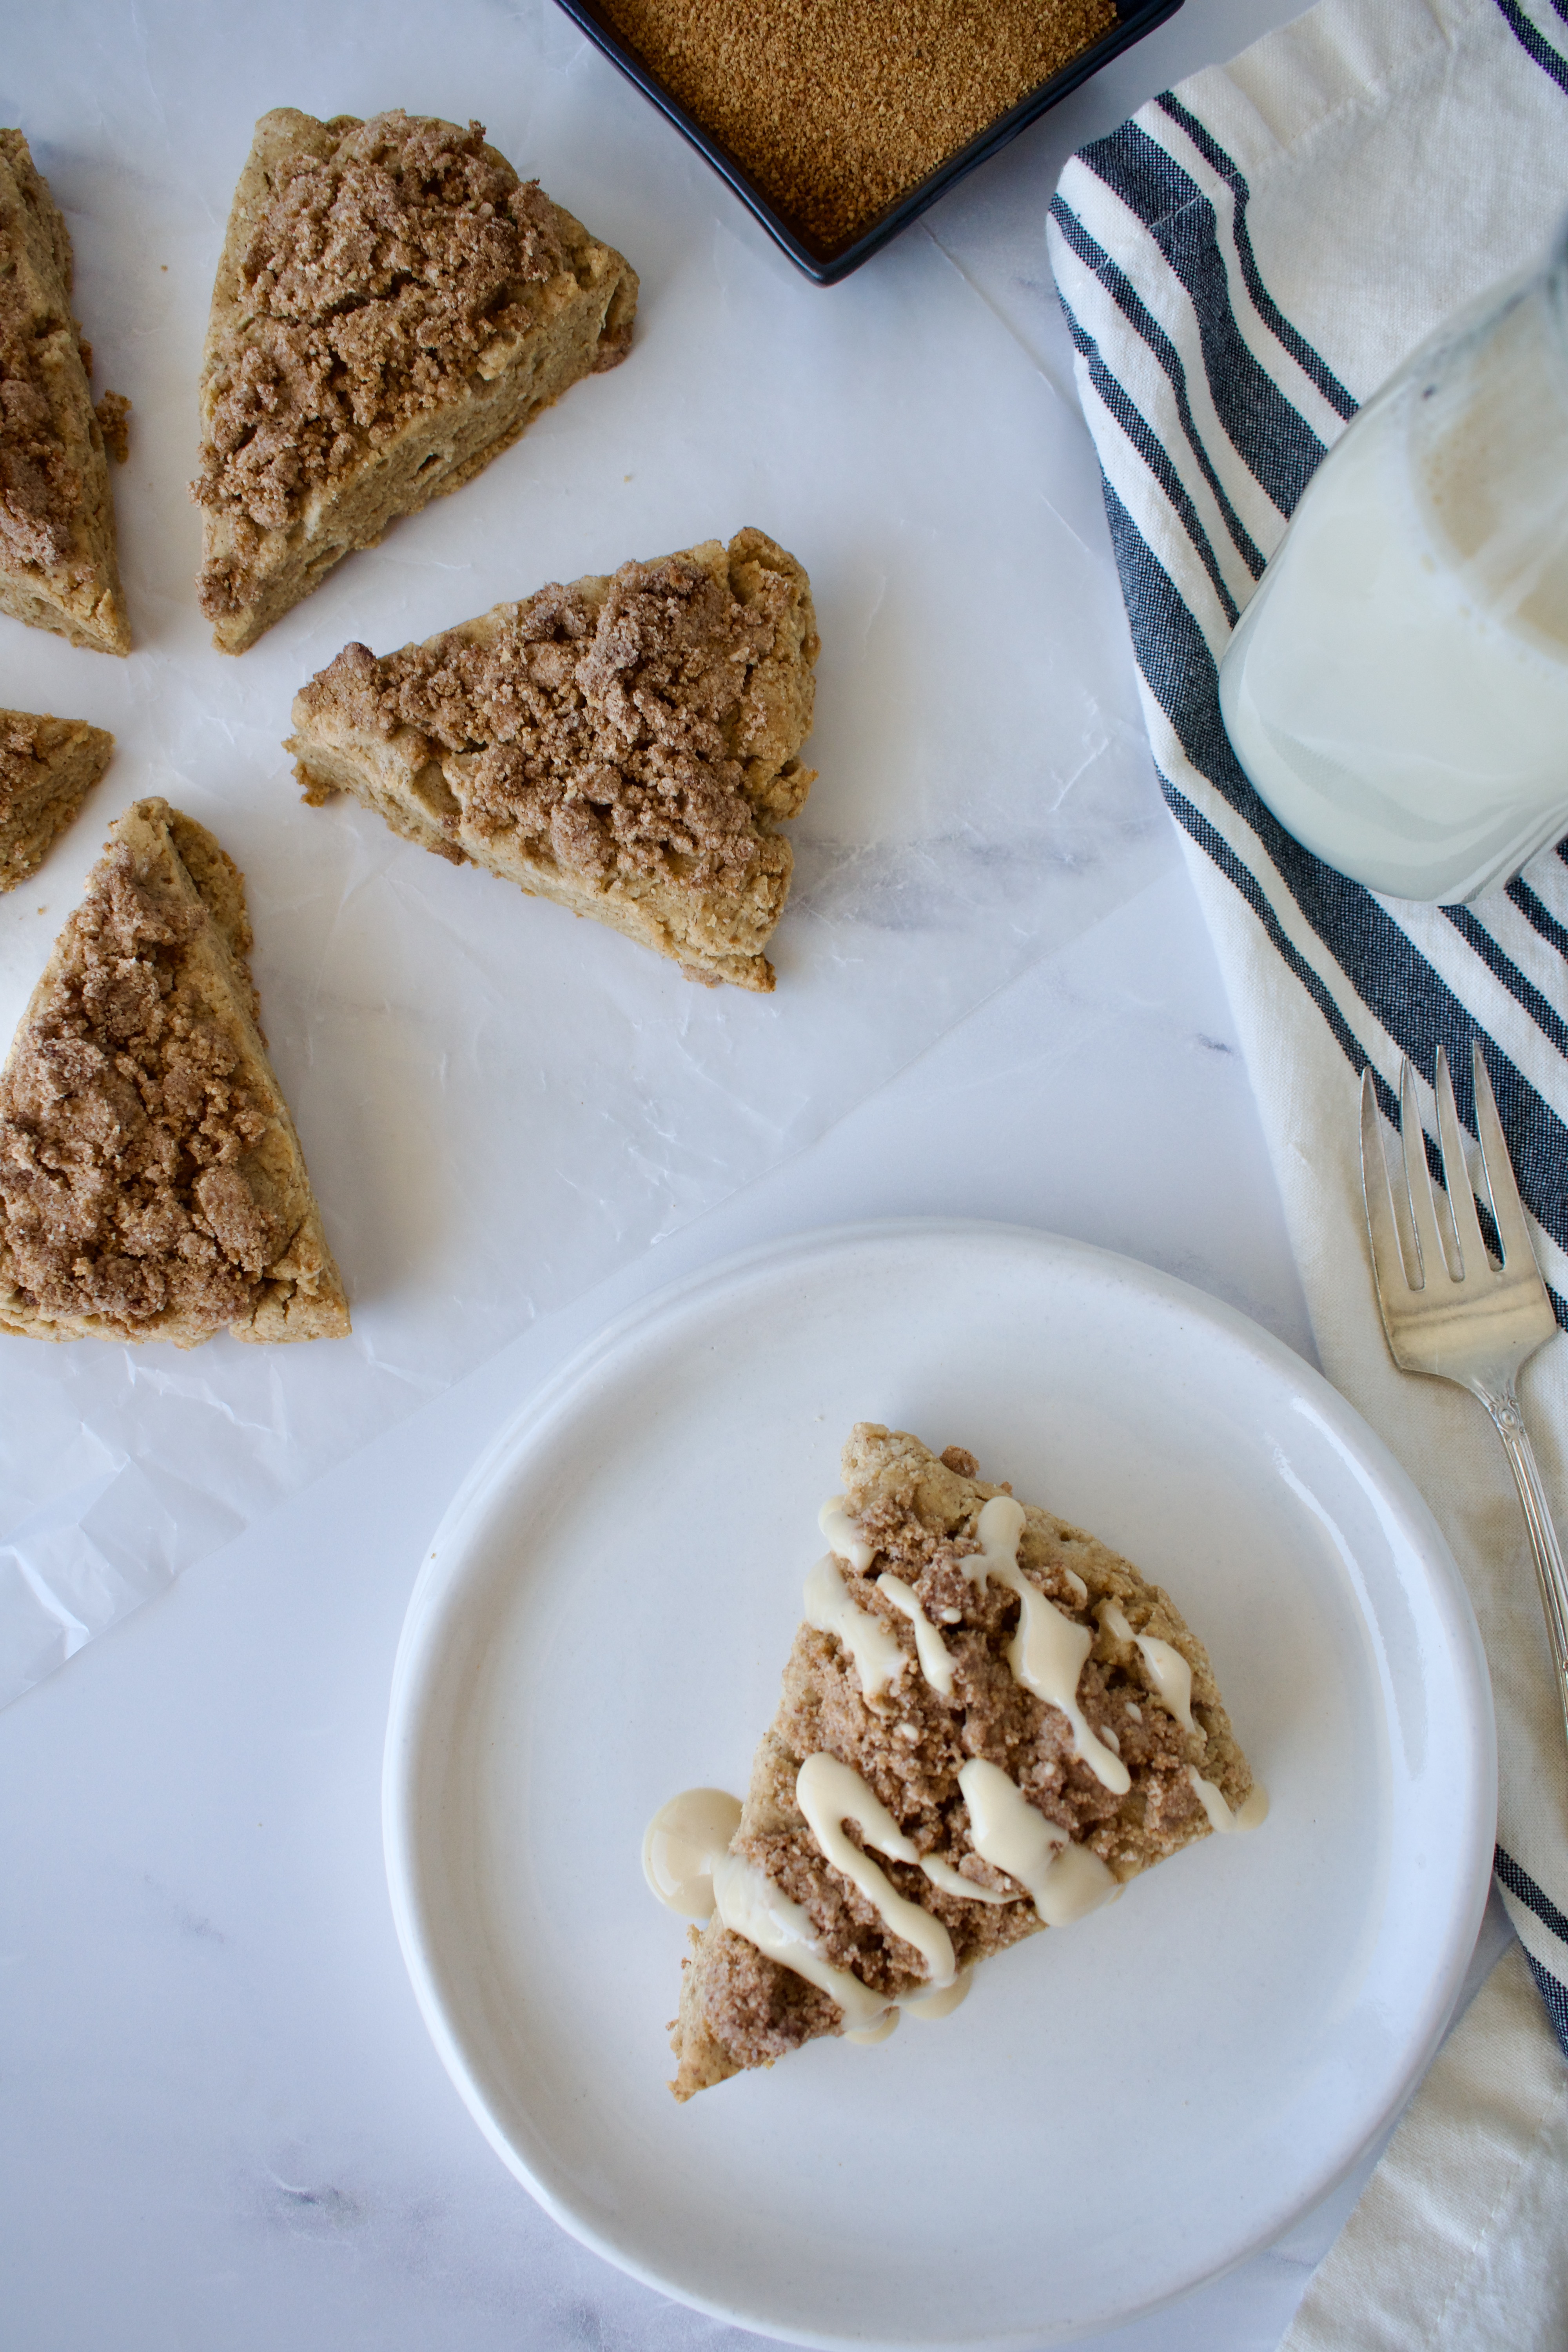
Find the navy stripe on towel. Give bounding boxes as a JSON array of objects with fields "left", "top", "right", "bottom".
[
  {"left": 1077, "top": 122, "right": 1328, "bottom": 515},
  {"left": 1506, "top": 874, "right": 1568, "bottom": 965},
  {"left": 1493, "top": 0, "right": 1568, "bottom": 94},
  {"left": 1496, "top": 1843, "right": 1568, "bottom": 1947},
  {"left": 1051, "top": 196, "right": 1267, "bottom": 577},
  {"left": 1154, "top": 93, "right": 1359, "bottom": 422},
  {"left": 1060, "top": 294, "right": 1241, "bottom": 624},
  {"left": 1521, "top": 1947, "right": 1568, "bottom": 2048}
]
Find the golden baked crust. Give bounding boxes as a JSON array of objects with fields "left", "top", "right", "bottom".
[
  {"left": 0, "top": 798, "right": 350, "bottom": 1346},
  {"left": 0, "top": 129, "right": 131, "bottom": 655},
  {"left": 670, "top": 1425, "right": 1254, "bottom": 2099},
  {"left": 287, "top": 527, "right": 818, "bottom": 991},
  {"left": 192, "top": 109, "right": 638, "bottom": 653},
  {"left": 0, "top": 709, "right": 114, "bottom": 889}
]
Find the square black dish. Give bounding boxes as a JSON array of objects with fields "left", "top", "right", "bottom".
[{"left": 553, "top": 0, "right": 1186, "bottom": 284}]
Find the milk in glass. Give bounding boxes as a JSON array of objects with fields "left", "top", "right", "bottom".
[{"left": 1220, "top": 221, "right": 1568, "bottom": 903}]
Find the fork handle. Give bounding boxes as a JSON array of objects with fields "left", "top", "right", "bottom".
[{"left": 1479, "top": 1386, "right": 1568, "bottom": 1755}]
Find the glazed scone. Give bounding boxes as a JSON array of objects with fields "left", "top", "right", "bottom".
[
  {"left": 0, "top": 709, "right": 114, "bottom": 889},
  {"left": 0, "top": 129, "right": 131, "bottom": 655},
  {"left": 287, "top": 527, "right": 818, "bottom": 991},
  {"left": 0, "top": 799, "right": 350, "bottom": 1345},
  {"left": 192, "top": 109, "right": 638, "bottom": 652},
  {"left": 667, "top": 1425, "right": 1259, "bottom": 2100}
]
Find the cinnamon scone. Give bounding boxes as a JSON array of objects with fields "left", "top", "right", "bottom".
[
  {"left": 661, "top": 1425, "right": 1260, "bottom": 2100},
  {"left": 0, "top": 129, "right": 131, "bottom": 655},
  {"left": 0, "top": 799, "right": 349, "bottom": 1345},
  {"left": 287, "top": 528, "right": 818, "bottom": 990},
  {"left": 0, "top": 709, "right": 114, "bottom": 889},
  {"left": 192, "top": 108, "right": 638, "bottom": 653}
]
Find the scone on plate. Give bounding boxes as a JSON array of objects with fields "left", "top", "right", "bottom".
[
  {"left": 0, "top": 799, "right": 349, "bottom": 1346},
  {"left": 287, "top": 528, "right": 818, "bottom": 991},
  {"left": 664, "top": 1425, "right": 1260, "bottom": 2100},
  {"left": 0, "top": 710, "right": 114, "bottom": 889},
  {"left": 192, "top": 108, "right": 638, "bottom": 652},
  {"left": 0, "top": 129, "right": 132, "bottom": 655}
]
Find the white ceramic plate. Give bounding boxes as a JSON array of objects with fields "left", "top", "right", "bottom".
[{"left": 383, "top": 1222, "right": 1494, "bottom": 2349}]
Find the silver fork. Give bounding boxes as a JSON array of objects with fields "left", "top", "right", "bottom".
[{"left": 1360, "top": 1043, "right": 1568, "bottom": 1757}]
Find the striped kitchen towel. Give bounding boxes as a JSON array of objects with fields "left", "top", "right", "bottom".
[{"left": 1047, "top": 0, "right": 1568, "bottom": 2083}]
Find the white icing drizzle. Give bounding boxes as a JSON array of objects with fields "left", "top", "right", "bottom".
[
  {"left": 967, "top": 1497, "right": 1131, "bottom": 1795},
  {"left": 958, "top": 1758, "right": 1120, "bottom": 1927},
  {"left": 1062, "top": 1566, "right": 1089, "bottom": 1605},
  {"left": 642, "top": 1788, "right": 742, "bottom": 1917},
  {"left": 796, "top": 1754, "right": 957, "bottom": 1987},
  {"left": 804, "top": 1554, "right": 905, "bottom": 1701},
  {"left": 711, "top": 1851, "right": 890, "bottom": 2031},
  {"left": 904, "top": 1968, "right": 973, "bottom": 2021},
  {"left": 916, "top": 1851, "right": 1016, "bottom": 1906},
  {"left": 1188, "top": 1767, "right": 1270, "bottom": 1834},
  {"left": 961, "top": 1494, "right": 1027, "bottom": 1587},
  {"left": 1100, "top": 1724, "right": 1120, "bottom": 1756},
  {"left": 846, "top": 2009, "right": 900, "bottom": 2044},
  {"left": 1102, "top": 1598, "right": 1198, "bottom": 1738},
  {"left": 877, "top": 1572, "right": 955, "bottom": 1697},
  {"left": 819, "top": 1495, "right": 875, "bottom": 1574},
  {"left": 1136, "top": 1635, "right": 1196, "bottom": 1734},
  {"left": 1124, "top": 1700, "right": 1143, "bottom": 1722}
]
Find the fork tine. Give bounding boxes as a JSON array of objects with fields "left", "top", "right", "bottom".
[
  {"left": 1360, "top": 1066, "right": 1413, "bottom": 1299},
  {"left": 1434, "top": 1044, "right": 1492, "bottom": 1278},
  {"left": 1399, "top": 1057, "right": 1450, "bottom": 1288},
  {"left": 1472, "top": 1042, "right": 1535, "bottom": 1267}
]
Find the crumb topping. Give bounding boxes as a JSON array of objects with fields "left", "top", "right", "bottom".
[
  {"left": 689, "top": 1429, "right": 1250, "bottom": 2076},
  {"left": 94, "top": 389, "right": 131, "bottom": 465},
  {"left": 0, "top": 843, "right": 283, "bottom": 1333},
  {"left": 0, "top": 138, "right": 80, "bottom": 569},
  {"left": 192, "top": 111, "right": 569, "bottom": 561},
  {"left": 0, "top": 341, "right": 74, "bottom": 568},
  {"left": 303, "top": 539, "right": 803, "bottom": 892},
  {"left": 0, "top": 710, "right": 54, "bottom": 813}
]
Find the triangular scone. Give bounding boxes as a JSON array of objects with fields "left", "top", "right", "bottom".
[
  {"left": 192, "top": 109, "right": 638, "bottom": 653},
  {"left": 0, "top": 799, "right": 349, "bottom": 1345},
  {"left": 0, "top": 709, "right": 114, "bottom": 889},
  {"left": 0, "top": 130, "right": 131, "bottom": 655},
  {"left": 669, "top": 1425, "right": 1258, "bottom": 2100},
  {"left": 287, "top": 528, "right": 818, "bottom": 991}
]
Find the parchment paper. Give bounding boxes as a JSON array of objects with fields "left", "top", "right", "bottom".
[{"left": 0, "top": 0, "right": 1164, "bottom": 1702}]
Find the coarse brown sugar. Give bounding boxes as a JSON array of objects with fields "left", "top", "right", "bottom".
[{"left": 598, "top": 0, "right": 1118, "bottom": 251}]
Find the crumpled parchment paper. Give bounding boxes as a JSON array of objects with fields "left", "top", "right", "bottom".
[{"left": 0, "top": 0, "right": 1164, "bottom": 1702}]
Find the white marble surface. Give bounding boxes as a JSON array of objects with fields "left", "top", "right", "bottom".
[{"left": 0, "top": 1, "right": 1508, "bottom": 2345}]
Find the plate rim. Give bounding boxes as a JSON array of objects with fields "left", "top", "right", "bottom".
[{"left": 382, "top": 1216, "right": 1497, "bottom": 2347}]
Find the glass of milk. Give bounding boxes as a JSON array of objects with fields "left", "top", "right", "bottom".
[{"left": 1219, "top": 216, "right": 1568, "bottom": 903}]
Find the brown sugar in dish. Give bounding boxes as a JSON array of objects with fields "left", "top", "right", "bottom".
[
  {"left": 0, "top": 710, "right": 114, "bottom": 890},
  {"left": 669, "top": 1425, "right": 1257, "bottom": 2099},
  {"left": 598, "top": 0, "right": 1118, "bottom": 251},
  {"left": 192, "top": 109, "right": 638, "bottom": 652},
  {"left": 0, "top": 129, "right": 132, "bottom": 654},
  {"left": 287, "top": 527, "right": 818, "bottom": 991},
  {"left": 0, "top": 799, "right": 350, "bottom": 1346}
]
